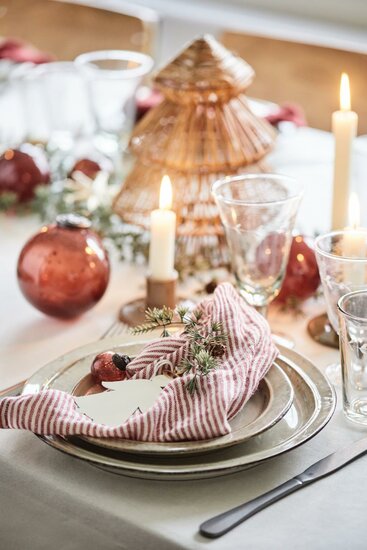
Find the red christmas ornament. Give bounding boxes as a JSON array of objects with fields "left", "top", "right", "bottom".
[
  {"left": 276, "top": 235, "right": 320, "bottom": 304},
  {"left": 0, "top": 144, "right": 50, "bottom": 202},
  {"left": 17, "top": 214, "right": 110, "bottom": 318},
  {"left": 91, "top": 352, "right": 131, "bottom": 382},
  {"left": 69, "top": 158, "right": 102, "bottom": 179}
]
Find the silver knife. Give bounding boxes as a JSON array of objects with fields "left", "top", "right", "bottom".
[{"left": 200, "top": 437, "right": 367, "bottom": 539}]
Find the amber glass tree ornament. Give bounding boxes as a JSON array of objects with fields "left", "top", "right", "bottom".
[{"left": 113, "top": 35, "right": 276, "bottom": 268}]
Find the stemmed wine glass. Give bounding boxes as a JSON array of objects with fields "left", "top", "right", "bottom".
[
  {"left": 212, "top": 173, "right": 303, "bottom": 342},
  {"left": 315, "top": 229, "right": 367, "bottom": 384}
]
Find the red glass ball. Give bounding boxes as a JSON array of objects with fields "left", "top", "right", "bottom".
[
  {"left": 0, "top": 144, "right": 50, "bottom": 202},
  {"left": 17, "top": 215, "right": 110, "bottom": 318},
  {"left": 276, "top": 235, "right": 320, "bottom": 304},
  {"left": 91, "top": 352, "right": 131, "bottom": 382},
  {"left": 69, "top": 158, "right": 102, "bottom": 179}
]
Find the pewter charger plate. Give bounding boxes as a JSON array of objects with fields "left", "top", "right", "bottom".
[
  {"left": 23, "top": 338, "right": 335, "bottom": 480},
  {"left": 22, "top": 335, "right": 293, "bottom": 456}
]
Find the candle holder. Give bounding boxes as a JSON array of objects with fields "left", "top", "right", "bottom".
[
  {"left": 119, "top": 272, "right": 179, "bottom": 326},
  {"left": 307, "top": 313, "right": 339, "bottom": 349}
]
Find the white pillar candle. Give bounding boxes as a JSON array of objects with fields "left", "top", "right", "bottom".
[
  {"left": 332, "top": 73, "right": 358, "bottom": 230},
  {"left": 343, "top": 192, "right": 365, "bottom": 285},
  {"left": 148, "top": 175, "right": 176, "bottom": 281}
]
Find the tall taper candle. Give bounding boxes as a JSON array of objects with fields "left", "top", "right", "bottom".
[
  {"left": 332, "top": 73, "right": 358, "bottom": 230},
  {"left": 148, "top": 175, "right": 176, "bottom": 280}
]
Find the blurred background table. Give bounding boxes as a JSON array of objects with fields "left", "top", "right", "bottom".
[{"left": 1, "top": 0, "right": 367, "bottom": 132}]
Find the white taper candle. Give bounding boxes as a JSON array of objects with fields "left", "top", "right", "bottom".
[
  {"left": 148, "top": 175, "right": 176, "bottom": 281},
  {"left": 332, "top": 73, "right": 358, "bottom": 230}
]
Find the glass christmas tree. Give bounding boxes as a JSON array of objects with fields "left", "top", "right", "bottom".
[{"left": 113, "top": 35, "right": 276, "bottom": 269}]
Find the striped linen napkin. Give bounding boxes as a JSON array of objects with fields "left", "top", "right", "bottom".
[{"left": 0, "top": 283, "right": 278, "bottom": 441}]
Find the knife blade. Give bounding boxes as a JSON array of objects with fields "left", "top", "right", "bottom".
[{"left": 199, "top": 437, "right": 367, "bottom": 539}]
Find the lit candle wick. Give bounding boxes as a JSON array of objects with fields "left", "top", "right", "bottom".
[
  {"left": 159, "top": 175, "right": 173, "bottom": 210},
  {"left": 340, "top": 72, "right": 351, "bottom": 112}
]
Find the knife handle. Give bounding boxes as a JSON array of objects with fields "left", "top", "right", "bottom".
[{"left": 199, "top": 478, "right": 302, "bottom": 539}]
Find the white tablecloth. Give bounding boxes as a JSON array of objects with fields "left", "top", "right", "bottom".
[{"left": 1, "top": 127, "right": 367, "bottom": 549}]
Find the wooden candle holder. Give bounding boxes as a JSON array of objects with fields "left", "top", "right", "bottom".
[
  {"left": 146, "top": 273, "right": 178, "bottom": 310},
  {"left": 119, "top": 272, "right": 178, "bottom": 326},
  {"left": 307, "top": 312, "right": 339, "bottom": 349}
]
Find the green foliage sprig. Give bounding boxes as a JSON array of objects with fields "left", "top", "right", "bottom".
[
  {"left": 132, "top": 306, "right": 228, "bottom": 394},
  {"left": 30, "top": 182, "right": 149, "bottom": 263},
  {"left": 0, "top": 192, "right": 18, "bottom": 212}
]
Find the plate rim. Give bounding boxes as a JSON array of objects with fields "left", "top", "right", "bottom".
[
  {"left": 22, "top": 339, "right": 336, "bottom": 480},
  {"left": 78, "top": 363, "right": 294, "bottom": 456},
  {"left": 22, "top": 335, "right": 294, "bottom": 456}
]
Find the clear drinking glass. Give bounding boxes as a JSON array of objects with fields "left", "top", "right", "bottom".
[
  {"left": 74, "top": 50, "right": 154, "bottom": 158},
  {"left": 5, "top": 63, "right": 50, "bottom": 146},
  {"left": 338, "top": 290, "right": 367, "bottom": 425},
  {"left": 31, "top": 62, "right": 91, "bottom": 152},
  {"left": 212, "top": 174, "right": 303, "bottom": 317},
  {"left": 315, "top": 230, "right": 367, "bottom": 383}
]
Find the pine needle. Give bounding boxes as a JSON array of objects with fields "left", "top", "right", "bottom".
[{"left": 132, "top": 306, "right": 228, "bottom": 393}]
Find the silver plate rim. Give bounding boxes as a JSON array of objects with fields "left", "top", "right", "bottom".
[
  {"left": 79, "top": 362, "right": 293, "bottom": 456},
  {"left": 22, "top": 338, "right": 336, "bottom": 480},
  {"left": 23, "top": 334, "right": 294, "bottom": 456}
]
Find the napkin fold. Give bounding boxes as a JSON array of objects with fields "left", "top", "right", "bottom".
[{"left": 0, "top": 283, "right": 278, "bottom": 441}]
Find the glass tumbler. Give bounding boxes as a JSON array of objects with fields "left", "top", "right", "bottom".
[
  {"left": 74, "top": 50, "right": 154, "bottom": 157},
  {"left": 212, "top": 174, "right": 303, "bottom": 317},
  {"left": 316, "top": 230, "right": 367, "bottom": 332},
  {"left": 31, "top": 62, "right": 91, "bottom": 152},
  {"left": 338, "top": 290, "right": 367, "bottom": 425},
  {"left": 315, "top": 230, "right": 367, "bottom": 383}
]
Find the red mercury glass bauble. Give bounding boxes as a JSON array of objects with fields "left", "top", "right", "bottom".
[
  {"left": 0, "top": 144, "right": 50, "bottom": 202},
  {"left": 17, "top": 214, "right": 110, "bottom": 318},
  {"left": 69, "top": 158, "right": 102, "bottom": 179},
  {"left": 276, "top": 235, "right": 320, "bottom": 304},
  {"left": 91, "top": 352, "right": 131, "bottom": 382}
]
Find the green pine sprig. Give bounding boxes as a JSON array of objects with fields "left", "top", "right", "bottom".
[
  {"left": 132, "top": 306, "right": 228, "bottom": 393},
  {"left": 0, "top": 192, "right": 18, "bottom": 212},
  {"left": 133, "top": 306, "right": 176, "bottom": 338}
]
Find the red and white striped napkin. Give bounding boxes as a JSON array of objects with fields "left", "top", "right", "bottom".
[{"left": 0, "top": 283, "right": 278, "bottom": 441}]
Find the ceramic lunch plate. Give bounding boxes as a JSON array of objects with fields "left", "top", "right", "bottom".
[
  {"left": 23, "top": 339, "right": 336, "bottom": 480},
  {"left": 73, "top": 365, "right": 293, "bottom": 457},
  {"left": 22, "top": 335, "right": 294, "bottom": 456},
  {"left": 31, "top": 345, "right": 335, "bottom": 480}
]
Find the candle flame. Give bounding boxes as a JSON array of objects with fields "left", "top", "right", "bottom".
[
  {"left": 159, "top": 175, "right": 173, "bottom": 210},
  {"left": 340, "top": 73, "right": 351, "bottom": 111},
  {"left": 348, "top": 192, "right": 360, "bottom": 229}
]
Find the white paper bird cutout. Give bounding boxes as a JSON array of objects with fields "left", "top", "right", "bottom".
[{"left": 74, "top": 375, "right": 171, "bottom": 426}]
